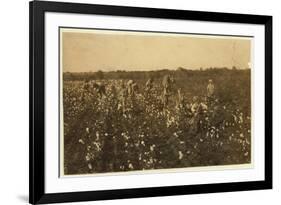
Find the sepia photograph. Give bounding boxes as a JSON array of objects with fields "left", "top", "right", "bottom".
[{"left": 60, "top": 28, "right": 252, "bottom": 176}]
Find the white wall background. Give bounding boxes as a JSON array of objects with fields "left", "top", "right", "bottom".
[{"left": 0, "top": 0, "right": 279, "bottom": 204}]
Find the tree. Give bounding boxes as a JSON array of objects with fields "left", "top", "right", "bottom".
[{"left": 95, "top": 70, "right": 104, "bottom": 79}]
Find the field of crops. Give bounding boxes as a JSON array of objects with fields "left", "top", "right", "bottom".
[{"left": 63, "top": 69, "right": 251, "bottom": 175}]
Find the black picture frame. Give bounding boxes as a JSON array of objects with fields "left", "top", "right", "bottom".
[{"left": 29, "top": 1, "right": 272, "bottom": 204}]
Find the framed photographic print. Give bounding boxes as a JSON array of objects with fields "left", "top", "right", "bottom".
[{"left": 29, "top": 0, "right": 272, "bottom": 204}]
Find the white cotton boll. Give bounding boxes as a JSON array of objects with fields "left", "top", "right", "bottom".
[
  {"left": 178, "top": 151, "right": 183, "bottom": 160},
  {"left": 88, "top": 163, "right": 92, "bottom": 170},
  {"left": 78, "top": 139, "right": 85, "bottom": 144},
  {"left": 128, "top": 163, "right": 134, "bottom": 169},
  {"left": 86, "top": 127, "right": 89, "bottom": 133},
  {"left": 173, "top": 132, "right": 178, "bottom": 137},
  {"left": 96, "top": 131, "right": 100, "bottom": 138},
  {"left": 85, "top": 154, "right": 90, "bottom": 161}
]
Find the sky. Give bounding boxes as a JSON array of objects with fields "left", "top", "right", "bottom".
[{"left": 61, "top": 28, "right": 252, "bottom": 72}]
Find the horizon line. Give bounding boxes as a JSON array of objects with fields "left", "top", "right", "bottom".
[{"left": 63, "top": 67, "right": 251, "bottom": 73}]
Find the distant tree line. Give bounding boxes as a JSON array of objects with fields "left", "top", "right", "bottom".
[{"left": 63, "top": 67, "right": 250, "bottom": 81}]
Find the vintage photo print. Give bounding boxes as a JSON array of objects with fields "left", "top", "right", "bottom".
[{"left": 60, "top": 28, "right": 253, "bottom": 176}]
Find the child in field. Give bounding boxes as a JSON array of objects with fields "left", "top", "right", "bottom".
[
  {"left": 119, "top": 81, "right": 128, "bottom": 114},
  {"left": 191, "top": 96, "right": 199, "bottom": 113},
  {"left": 145, "top": 78, "right": 154, "bottom": 92},
  {"left": 162, "top": 87, "right": 169, "bottom": 110},
  {"left": 176, "top": 88, "right": 184, "bottom": 109},
  {"left": 207, "top": 79, "right": 215, "bottom": 101},
  {"left": 127, "top": 80, "right": 134, "bottom": 96}
]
